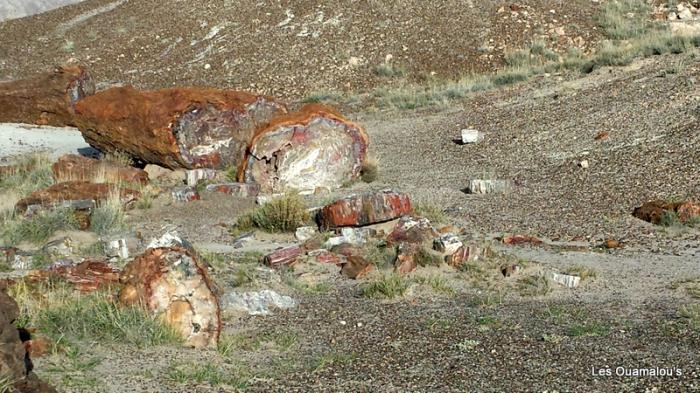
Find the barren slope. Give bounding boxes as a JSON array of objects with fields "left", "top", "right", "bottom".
[{"left": 0, "top": 0, "right": 603, "bottom": 98}]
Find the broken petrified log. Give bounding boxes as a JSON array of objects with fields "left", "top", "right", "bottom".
[
  {"left": 263, "top": 246, "right": 304, "bottom": 268},
  {"left": 205, "top": 182, "right": 261, "bottom": 198},
  {"left": 633, "top": 200, "right": 700, "bottom": 225},
  {"left": 15, "top": 181, "right": 139, "bottom": 216},
  {"left": 0, "top": 66, "right": 94, "bottom": 127},
  {"left": 30, "top": 259, "right": 120, "bottom": 292},
  {"left": 52, "top": 154, "right": 149, "bottom": 185},
  {"left": 74, "top": 87, "right": 287, "bottom": 170},
  {"left": 0, "top": 283, "right": 57, "bottom": 393},
  {"left": 239, "top": 104, "right": 369, "bottom": 193},
  {"left": 119, "top": 247, "right": 221, "bottom": 348},
  {"left": 317, "top": 190, "right": 412, "bottom": 230}
]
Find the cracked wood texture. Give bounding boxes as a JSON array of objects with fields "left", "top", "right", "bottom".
[
  {"left": 0, "top": 65, "right": 94, "bottom": 126},
  {"left": 74, "top": 87, "right": 287, "bottom": 169},
  {"left": 239, "top": 104, "right": 369, "bottom": 193}
]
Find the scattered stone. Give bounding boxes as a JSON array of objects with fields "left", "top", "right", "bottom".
[
  {"left": 386, "top": 216, "right": 437, "bottom": 246},
  {"left": 171, "top": 186, "right": 200, "bottom": 202},
  {"left": 52, "top": 154, "right": 148, "bottom": 185},
  {"left": 548, "top": 272, "right": 581, "bottom": 288},
  {"left": 603, "top": 239, "right": 621, "bottom": 249},
  {"left": 318, "top": 190, "right": 412, "bottom": 230},
  {"left": 0, "top": 65, "right": 94, "bottom": 127},
  {"left": 460, "top": 129, "right": 485, "bottom": 144},
  {"left": 146, "top": 232, "right": 195, "bottom": 252},
  {"left": 239, "top": 104, "right": 369, "bottom": 193},
  {"left": 295, "top": 226, "right": 318, "bottom": 242},
  {"left": 0, "top": 283, "right": 57, "bottom": 393},
  {"left": 42, "top": 237, "right": 73, "bottom": 257},
  {"left": 205, "top": 182, "right": 261, "bottom": 198},
  {"left": 466, "top": 179, "right": 511, "bottom": 194},
  {"left": 445, "top": 245, "right": 476, "bottom": 267},
  {"left": 308, "top": 249, "right": 343, "bottom": 265},
  {"left": 394, "top": 243, "right": 418, "bottom": 274},
  {"left": 578, "top": 160, "right": 589, "bottom": 169},
  {"left": 75, "top": 87, "right": 287, "bottom": 170},
  {"left": 263, "top": 246, "right": 304, "bottom": 268},
  {"left": 231, "top": 232, "right": 256, "bottom": 249},
  {"left": 15, "top": 181, "right": 140, "bottom": 216},
  {"left": 119, "top": 247, "right": 221, "bottom": 348},
  {"left": 222, "top": 290, "right": 297, "bottom": 316},
  {"left": 594, "top": 131, "right": 609, "bottom": 140},
  {"left": 185, "top": 168, "right": 220, "bottom": 186},
  {"left": 433, "top": 233, "right": 463, "bottom": 255}
]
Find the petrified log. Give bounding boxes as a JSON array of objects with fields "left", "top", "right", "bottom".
[
  {"left": 263, "top": 246, "right": 304, "bottom": 268},
  {"left": 205, "top": 182, "right": 261, "bottom": 198},
  {"left": 317, "top": 190, "right": 412, "bottom": 230},
  {"left": 239, "top": 104, "right": 369, "bottom": 193},
  {"left": 0, "top": 283, "right": 57, "bottom": 393},
  {"left": 30, "top": 259, "right": 120, "bottom": 292},
  {"left": 386, "top": 216, "right": 438, "bottom": 246},
  {"left": 52, "top": 154, "right": 149, "bottom": 185},
  {"left": 74, "top": 87, "right": 287, "bottom": 169},
  {"left": 0, "top": 66, "right": 94, "bottom": 127},
  {"left": 394, "top": 243, "right": 418, "bottom": 275},
  {"left": 119, "top": 246, "right": 221, "bottom": 348},
  {"left": 15, "top": 181, "right": 140, "bottom": 216}
]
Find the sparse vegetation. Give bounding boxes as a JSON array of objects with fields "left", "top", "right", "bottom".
[
  {"left": 679, "top": 304, "right": 700, "bottom": 329},
  {"left": 0, "top": 153, "right": 53, "bottom": 197},
  {"left": 455, "top": 338, "right": 480, "bottom": 352},
  {"left": 303, "top": 91, "right": 342, "bottom": 104},
  {"left": 0, "top": 375, "right": 14, "bottom": 393},
  {"left": 9, "top": 281, "right": 182, "bottom": 348},
  {"left": 360, "top": 156, "right": 379, "bottom": 183},
  {"left": 233, "top": 193, "right": 310, "bottom": 233},
  {"left": 311, "top": 351, "right": 356, "bottom": 373},
  {"left": 568, "top": 322, "right": 610, "bottom": 337},
  {"left": 562, "top": 265, "right": 598, "bottom": 281},
  {"left": 103, "top": 151, "right": 133, "bottom": 167},
  {"left": 362, "top": 274, "right": 409, "bottom": 299},
  {"left": 598, "top": 0, "right": 651, "bottom": 40},
  {"left": 414, "top": 275, "right": 455, "bottom": 295},
  {"left": 90, "top": 194, "right": 127, "bottom": 235},
  {"left": 135, "top": 185, "right": 157, "bottom": 209},
  {"left": 517, "top": 275, "right": 551, "bottom": 297},
  {"left": 1, "top": 208, "right": 77, "bottom": 246},
  {"left": 167, "top": 363, "right": 249, "bottom": 388},
  {"left": 415, "top": 247, "right": 444, "bottom": 267},
  {"left": 374, "top": 63, "right": 407, "bottom": 78},
  {"left": 413, "top": 202, "right": 448, "bottom": 224}
]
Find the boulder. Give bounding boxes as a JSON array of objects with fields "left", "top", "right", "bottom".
[
  {"left": 0, "top": 283, "right": 57, "bottom": 393},
  {"left": 185, "top": 169, "right": 221, "bottom": 187},
  {"left": 52, "top": 154, "right": 148, "bottom": 185},
  {"left": 119, "top": 247, "right": 221, "bottom": 348},
  {"left": 340, "top": 255, "right": 374, "bottom": 279},
  {"left": 386, "top": 216, "right": 438, "bottom": 246},
  {"left": 15, "top": 181, "right": 140, "bottom": 217},
  {"left": 433, "top": 233, "right": 463, "bottom": 255},
  {"left": 239, "top": 104, "right": 369, "bottom": 193},
  {"left": 317, "top": 190, "right": 412, "bottom": 230},
  {"left": 633, "top": 200, "right": 700, "bottom": 225},
  {"left": 460, "top": 129, "right": 485, "bottom": 144},
  {"left": 0, "top": 66, "right": 94, "bottom": 127},
  {"left": 222, "top": 290, "right": 297, "bottom": 316},
  {"left": 394, "top": 243, "right": 418, "bottom": 274},
  {"left": 74, "top": 87, "right": 287, "bottom": 169}
]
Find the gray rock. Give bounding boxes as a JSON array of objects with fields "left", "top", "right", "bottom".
[
  {"left": 548, "top": 272, "right": 581, "bottom": 288},
  {"left": 222, "top": 289, "right": 297, "bottom": 316},
  {"left": 460, "top": 129, "right": 485, "bottom": 144},
  {"left": 466, "top": 179, "right": 511, "bottom": 194},
  {"left": 295, "top": 226, "right": 318, "bottom": 242}
]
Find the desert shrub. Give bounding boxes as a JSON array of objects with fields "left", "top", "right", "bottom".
[
  {"left": 235, "top": 193, "right": 310, "bottom": 232},
  {"left": 374, "top": 64, "right": 407, "bottom": 78},
  {"left": 517, "top": 275, "right": 551, "bottom": 297},
  {"left": 415, "top": 247, "right": 443, "bottom": 267},
  {"left": 413, "top": 203, "right": 448, "bottom": 224},
  {"left": 361, "top": 157, "right": 379, "bottom": 183},
  {"left": 90, "top": 194, "right": 127, "bottom": 235},
  {"left": 1, "top": 208, "right": 77, "bottom": 246},
  {"left": 362, "top": 274, "right": 409, "bottom": 299},
  {"left": 598, "top": 0, "right": 651, "bottom": 40},
  {"left": 0, "top": 153, "right": 53, "bottom": 196},
  {"left": 491, "top": 69, "right": 530, "bottom": 86}
]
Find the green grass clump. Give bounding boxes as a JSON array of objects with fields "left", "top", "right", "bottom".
[
  {"left": 679, "top": 304, "right": 700, "bottom": 329},
  {"left": 562, "top": 265, "right": 598, "bottom": 281},
  {"left": 167, "top": 363, "right": 249, "bottom": 388},
  {"left": 303, "top": 91, "right": 342, "bottom": 104},
  {"left": 362, "top": 274, "right": 409, "bottom": 299},
  {"left": 598, "top": 0, "right": 651, "bottom": 40},
  {"left": 233, "top": 193, "right": 310, "bottom": 233},
  {"left": 414, "top": 275, "right": 455, "bottom": 295},
  {"left": 1, "top": 208, "right": 77, "bottom": 246},
  {"left": 517, "top": 275, "right": 551, "bottom": 297},
  {"left": 374, "top": 64, "right": 407, "bottom": 78},
  {"left": 9, "top": 281, "right": 182, "bottom": 348},
  {"left": 0, "top": 153, "right": 54, "bottom": 196},
  {"left": 568, "top": 322, "right": 611, "bottom": 337},
  {"left": 415, "top": 247, "right": 444, "bottom": 267},
  {"left": 491, "top": 69, "right": 530, "bottom": 86},
  {"left": 90, "top": 196, "right": 127, "bottom": 235},
  {"left": 413, "top": 203, "right": 448, "bottom": 224}
]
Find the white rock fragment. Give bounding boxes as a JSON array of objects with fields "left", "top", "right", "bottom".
[
  {"left": 460, "top": 129, "right": 485, "bottom": 144},
  {"left": 548, "top": 272, "right": 581, "bottom": 288},
  {"left": 295, "top": 226, "right": 318, "bottom": 242},
  {"left": 186, "top": 168, "right": 219, "bottom": 186},
  {"left": 678, "top": 8, "right": 693, "bottom": 20},
  {"left": 433, "top": 233, "right": 463, "bottom": 255},
  {"left": 147, "top": 232, "right": 194, "bottom": 251},
  {"left": 466, "top": 179, "right": 511, "bottom": 194},
  {"left": 223, "top": 290, "right": 297, "bottom": 316},
  {"left": 579, "top": 160, "right": 589, "bottom": 169}
]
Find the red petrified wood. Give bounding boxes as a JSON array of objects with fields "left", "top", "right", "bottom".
[
  {"left": 15, "top": 181, "right": 139, "bottom": 215},
  {"left": 0, "top": 65, "right": 94, "bottom": 127},
  {"left": 119, "top": 247, "right": 221, "bottom": 348},
  {"left": 239, "top": 104, "right": 369, "bottom": 193},
  {"left": 74, "top": 87, "right": 287, "bottom": 169},
  {"left": 317, "top": 190, "right": 413, "bottom": 230},
  {"left": 263, "top": 246, "right": 304, "bottom": 268},
  {"left": 52, "top": 154, "right": 148, "bottom": 185}
]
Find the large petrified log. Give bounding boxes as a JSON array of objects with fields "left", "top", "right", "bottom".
[
  {"left": 52, "top": 154, "right": 149, "bottom": 185},
  {"left": 74, "top": 87, "right": 288, "bottom": 170},
  {"left": 118, "top": 246, "right": 221, "bottom": 348},
  {"left": 239, "top": 104, "right": 369, "bottom": 193},
  {"left": 0, "top": 66, "right": 94, "bottom": 127},
  {"left": 0, "top": 283, "right": 57, "bottom": 393}
]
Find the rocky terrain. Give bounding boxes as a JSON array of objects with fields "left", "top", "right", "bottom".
[{"left": 0, "top": 0, "right": 699, "bottom": 393}]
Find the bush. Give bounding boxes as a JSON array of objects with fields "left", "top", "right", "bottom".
[
  {"left": 362, "top": 274, "right": 409, "bottom": 299},
  {"left": 235, "top": 193, "right": 310, "bottom": 232},
  {"left": 90, "top": 195, "right": 127, "bottom": 235},
  {"left": 598, "top": 0, "right": 651, "bottom": 40},
  {"left": 0, "top": 153, "right": 53, "bottom": 197},
  {"left": 1, "top": 208, "right": 77, "bottom": 246}
]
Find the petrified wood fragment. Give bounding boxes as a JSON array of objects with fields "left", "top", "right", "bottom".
[
  {"left": 0, "top": 66, "right": 94, "bottom": 126},
  {"left": 52, "top": 154, "right": 148, "bottom": 185},
  {"left": 74, "top": 87, "right": 287, "bottom": 169},
  {"left": 239, "top": 104, "right": 369, "bottom": 193},
  {"left": 119, "top": 247, "right": 221, "bottom": 348},
  {"left": 317, "top": 190, "right": 412, "bottom": 230},
  {"left": 15, "top": 181, "right": 139, "bottom": 216}
]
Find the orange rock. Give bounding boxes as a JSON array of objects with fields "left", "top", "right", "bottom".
[
  {"left": 340, "top": 256, "right": 374, "bottom": 279},
  {"left": 394, "top": 243, "right": 418, "bottom": 275},
  {"left": 15, "top": 181, "right": 140, "bottom": 215},
  {"left": 318, "top": 190, "right": 412, "bottom": 230},
  {"left": 603, "top": 239, "right": 621, "bottom": 249},
  {"left": 594, "top": 131, "right": 609, "bottom": 140},
  {"left": 119, "top": 247, "right": 221, "bottom": 348},
  {"left": 239, "top": 104, "right": 369, "bottom": 193},
  {"left": 52, "top": 154, "right": 148, "bottom": 185},
  {"left": 42, "top": 259, "right": 120, "bottom": 292},
  {"left": 676, "top": 202, "right": 700, "bottom": 223},
  {"left": 502, "top": 234, "right": 542, "bottom": 246}
]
